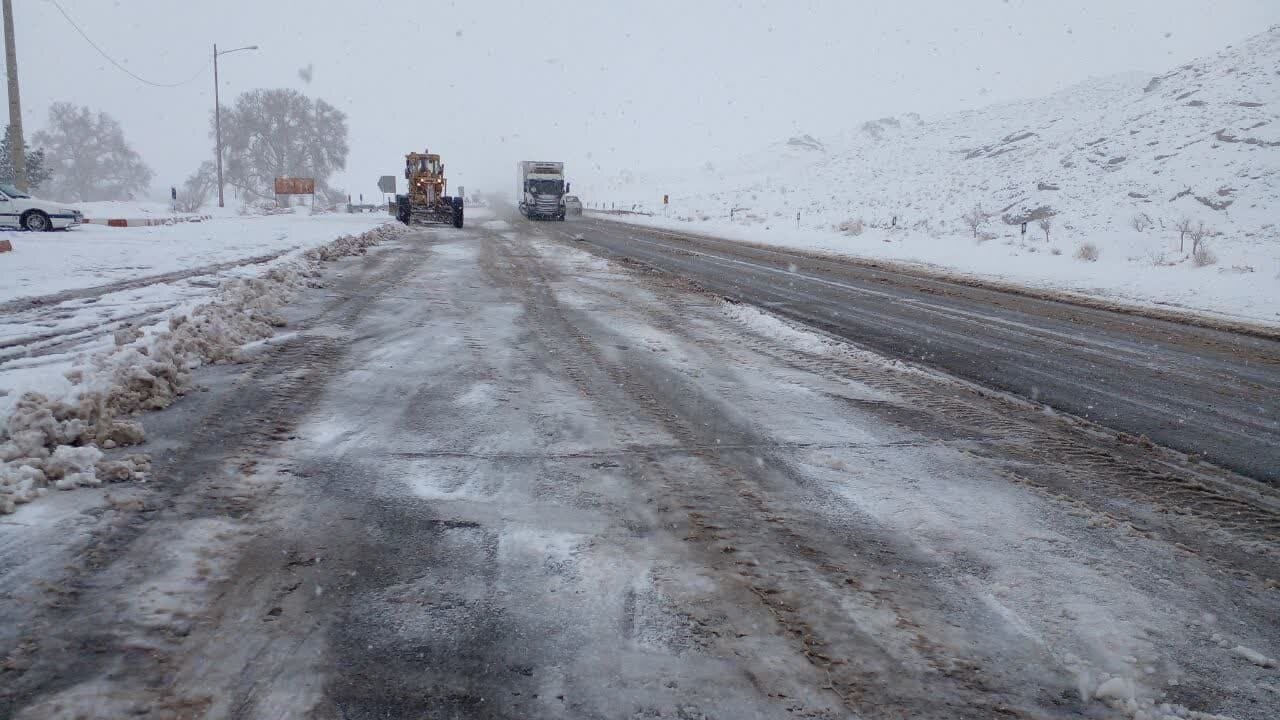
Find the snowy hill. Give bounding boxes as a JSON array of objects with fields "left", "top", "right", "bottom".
[{"left": 583, "top": 28, "right": 1280, "bottom": 323}]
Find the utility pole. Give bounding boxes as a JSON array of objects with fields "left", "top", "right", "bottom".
[
  {"left": 2, "top": 0, "right": 26, "bottom": 192},
  {"left": 213, "top": 43, "right": 258, "bottom": 208},
  {"left": 214, "top": 43, "right": 223, "bottom": 207}
]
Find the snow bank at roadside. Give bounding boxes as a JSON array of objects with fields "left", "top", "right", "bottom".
[
  {"left": 0, "top": 223, "right": 409, "bottom": 513},
  {"left": 591, "top": 212, "right": 1280, "bottom": 327}
]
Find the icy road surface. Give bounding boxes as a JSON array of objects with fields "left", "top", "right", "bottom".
[
  {"left": 1, "top": 219, "right": 1277, "bottom": 719},
  {"left": 563, "top": 216, "right": 1280, "bottom": 484}
]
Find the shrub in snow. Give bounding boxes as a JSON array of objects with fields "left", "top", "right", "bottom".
[
  {"left": 1192, "top": 241, "right": 1218, "bottom": 267},
  {"left": 1050, "top": 247, "right": 1063, "bottom": 256},
  {"left": 961, "top": 203, "right": 989, "bottom": 238},
  {"left": 1075, "top": 242, "right": 1100, "bottom": 261},
  {"left": 1129, "top": 212, "right": 1153, "bottom": 232},
  {"left": 837, "top": 218, "right": 865, "bottom": 236},
  {"left": 0, "top": 223, "right": 408, "bottom": 512}
]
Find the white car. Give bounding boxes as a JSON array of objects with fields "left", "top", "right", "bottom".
[
  {"left": 563, "top": 195, "right": 583, "bottom": 216},
  {"left": 0, "top": 183, "right": 83, "bottom": 231}
]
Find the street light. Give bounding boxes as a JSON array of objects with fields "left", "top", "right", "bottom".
[{"left": 213, "top": 43, "right": 259, "bottom": 208}]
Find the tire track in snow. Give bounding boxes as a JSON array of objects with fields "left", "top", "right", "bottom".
[{"left": 0, "top": 249, "right": 296, "bottom": 315}]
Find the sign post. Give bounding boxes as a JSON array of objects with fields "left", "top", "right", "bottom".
[{"left": 274, "top": 177, "right": 316, "bottom": 208}]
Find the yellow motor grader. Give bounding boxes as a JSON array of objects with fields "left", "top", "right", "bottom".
[{"left": 395, "top": 150, "right": 463, "bottom": 228}]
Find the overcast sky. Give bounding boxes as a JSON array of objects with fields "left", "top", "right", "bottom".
[{"left": 6, "top": 0, "right": 1278, "bottom": 202}]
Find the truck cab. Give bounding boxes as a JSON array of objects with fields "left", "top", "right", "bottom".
[{"left": 518, "top": 161, "right": 567, "bottom": 221}]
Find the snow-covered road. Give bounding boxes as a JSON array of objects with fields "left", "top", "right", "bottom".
[
  {"left": 1, "top": 218, "right": 1276, "bottom": 719},
  {"left": 551, "top": 216, "right": 1280, "bottom": 485}
]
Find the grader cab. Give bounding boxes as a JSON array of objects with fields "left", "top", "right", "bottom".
[{"left": 395, "top": 150, "right": 464, "bottom": 228}]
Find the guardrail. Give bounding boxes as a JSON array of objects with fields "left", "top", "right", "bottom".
[
  {"left": 588, "top": 209, "right": 655, "bottom": 217},
  {"left": 80, "top": 215, "right": 213, "bottom": 228}
]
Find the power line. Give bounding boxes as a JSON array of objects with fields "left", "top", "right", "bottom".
[{"left": 47, "top": 0, "right": 206, "bottom": 88}]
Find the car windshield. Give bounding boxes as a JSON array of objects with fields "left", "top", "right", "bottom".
[
  {"left": 0, "top": 183, "right": 29, "bottom": 198},
  {"left": 527, "top": 179, "right": 563, "bottom": 194}
]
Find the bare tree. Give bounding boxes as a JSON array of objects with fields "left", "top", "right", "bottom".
[
  {"left": 216, "top": 89, "right": 349, "bottom": 202},
  {"left": 174, "top": 161, "right": 216, "bottom": 213},
  {"left": 1129, "top": 212, "right": 1153, "bottom": 232},
  {"left": 1175, "top": 217, "right": 1194, "bottom": 252},
  {"left": 1188, "top": 221, "right": 1211, "bottom": 256},
  {"left": 32, "top": 103, "right": 153, "bottom": 202},
  {"left": 1037, "top": 217, "right": 1051, "bottom": 242},
  {"left": 961, "top": 203, "right": 988, "bottom": 238}
]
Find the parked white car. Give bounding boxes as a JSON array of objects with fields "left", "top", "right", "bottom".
[{"left": 0, "top": 184, "right": 83, "bottom": 231}]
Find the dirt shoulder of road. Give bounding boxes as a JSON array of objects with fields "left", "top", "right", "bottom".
[{"left": 591, "top": 214, "right": 1280, "bottom": 342}]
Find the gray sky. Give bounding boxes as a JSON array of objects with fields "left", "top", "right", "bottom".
[{"left": 7, "top": 0, "right": 1279, "bottom": 202}]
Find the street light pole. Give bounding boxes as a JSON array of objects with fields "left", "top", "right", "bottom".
[{"left": 212, "top": 44, "right": 258, "bottom": 208}]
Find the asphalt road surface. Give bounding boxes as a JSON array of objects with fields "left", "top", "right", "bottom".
[
  {"left": 1, "top": 213, "right": 1276, "bottom": 719},
  {"left": 556, "top": 215, "right": 1280, "bottom": 484}
]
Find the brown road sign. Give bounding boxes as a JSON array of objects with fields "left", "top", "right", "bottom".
[{"left": 274, "top": 177, "right": 316, "bottom": 195}]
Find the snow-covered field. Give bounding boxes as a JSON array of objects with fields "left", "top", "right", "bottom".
[
  {"left": 0, "top": 211, "right": 405, "bottom": 513},
  {"left": 581, "top": 27, "right": 1280, "bottom": 325},
  {"left": 2, "top": 209, "right": 386, "bottom": 302}
]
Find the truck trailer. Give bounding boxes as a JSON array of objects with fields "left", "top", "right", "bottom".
[{"left": 517, "top": 161, "right": 567, "bottom": 221}]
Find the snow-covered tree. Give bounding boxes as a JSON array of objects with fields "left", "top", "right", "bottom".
[
  {"left": 215, "top": 88, "right": 348, "bottom": 202},
  {"left": 32, "top": 103, "right": 153, "bottom": 202},
  {"left": 0, "top": 125, "right": 52, "bottom": 191},
  {"left": 175, "top": 161, "right": 217, "bottom": 212}
]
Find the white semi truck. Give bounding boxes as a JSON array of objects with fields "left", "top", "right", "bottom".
[{"left": 517, "top": 161, "right": 568, "bottom": 221}]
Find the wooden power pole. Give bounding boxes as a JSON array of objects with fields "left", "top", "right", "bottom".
[{"left": 2, "top": 0, "right": 25, "bottom": 192}]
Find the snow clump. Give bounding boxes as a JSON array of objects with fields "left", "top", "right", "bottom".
[{"left": 0, "top": 223, "right": 408, "bottom": 512}]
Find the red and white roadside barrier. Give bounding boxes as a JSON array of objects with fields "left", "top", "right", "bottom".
[{"left": 80, "top": 214, "right": 213, "bottom": 228}]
